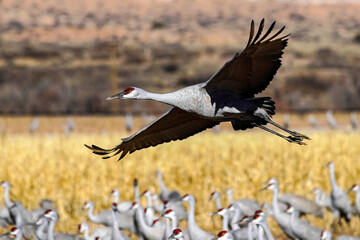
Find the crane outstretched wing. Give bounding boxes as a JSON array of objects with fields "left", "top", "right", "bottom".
[
  {"left": 204, "top": 19, "right": 289, "bottom": 99},
  {"left": 85, "top": 107, "right": 219, "bottom": 160}
]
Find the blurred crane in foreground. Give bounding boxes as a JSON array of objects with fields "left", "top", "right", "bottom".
[{"left": 85, "top": 19, "right": 310, "bottom": 161}]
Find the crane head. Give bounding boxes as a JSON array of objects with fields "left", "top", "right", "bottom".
[
  {"left": 349, "top": 184, "right": 359, "bottom": 192},
  {"left": 106, "top": 87, "right": 146, "bottom": 100}
]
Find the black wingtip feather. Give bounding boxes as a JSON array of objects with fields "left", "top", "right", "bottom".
[
  {"left": 246, "top": 20, "right": 255, "bottom": 47},
  {"left": 251, "top": 18, "right": 265, "bottom": 45}
]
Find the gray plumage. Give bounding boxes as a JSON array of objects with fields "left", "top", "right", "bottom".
[
  {"left": 225, "top": 188, "right": 261, "bottom": 216},
  {"left": 29, "top": 117, "right": 40, "bottom": 133},
  {"left": 131, "top": 202, "right": 165, "bottom": 240},
  {"left": 86, "top": 19, "right": 310, "bottom": 161},
  {"left": 348, "top": 184, "right": 360, "bottom": 215},
  {"left": 267, "top": 178, "right": 324, "bottom": 217},
  {"left": 285, "top": 205, "right": 322, "bottom": 240},
  {"left": 182, "top": 194, "right": 215, "bottom": 240},
  {"left": 125, "top": 113, "right": 133, "bottom": 132},
  {"left": 157, "top": 170, "right": 182, "bottom": 202},
  {"left": 312, "top": 188, "right": 335, "bottom": 212},
  {"left": 350, "top": 112, "right": 358, "bottom": 130},
  {"left": 111, "top": 203, "right": 130, "bottom": 240},
  {"left": 327, "top": 162, "right": 352, "bottom": 224}
]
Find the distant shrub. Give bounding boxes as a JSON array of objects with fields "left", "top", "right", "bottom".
[{"left": 152, "top": 21, "right": 165, "bottom": 30}]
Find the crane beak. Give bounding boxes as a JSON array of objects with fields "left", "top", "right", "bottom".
[{"left": 106, "top": 92, "right": 124, "bottom": 101}]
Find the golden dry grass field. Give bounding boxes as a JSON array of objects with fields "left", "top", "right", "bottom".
[{"left": 0, "top": 115, "right": 359, "bottom": 239}]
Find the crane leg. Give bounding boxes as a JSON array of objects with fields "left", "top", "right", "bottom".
[
  {"left": 255, "top": 124, "right": 306, "bottom": 145},
  {"left": 265, "top": 118, "right": 310, "bottom": 140}
]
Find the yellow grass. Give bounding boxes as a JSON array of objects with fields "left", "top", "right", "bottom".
[{"left": 0, "top": 117, "right": 360, "bottom": 239}]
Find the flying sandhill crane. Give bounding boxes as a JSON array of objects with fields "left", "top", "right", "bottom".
[
  {"left": 182, "top": 194, "right": 215, "bottom": 240},
  {"left": 350, "top": 112, "right": 358, "bottom": 130},
  {"left": 125, "top": 113, "right": 134, "bottom": 132},
  {"left": 28, "top": 117, "right": 40, "bottom": 133},
  {"left": 309, "top": 114, "right": 318, "bottom": 128},
  {"left": 85, "top": 19, "right": 310, "bottom": 161},
  {"left": 348, "top": 184, "right": 360, "bottom": 215},
  {"left": 326, "top": 162, "right": 352, "bottom": 224},
  {"left": 326, "top": 110, "right": 337, "bottom": 129},
  {"left": 285, "top": 205, "right": 322, "bottom": 240},
  {"left": 168, "top": 229, "right": 185, "bottom": 240}
]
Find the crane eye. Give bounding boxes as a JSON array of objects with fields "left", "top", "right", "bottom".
[{"left": 124, "top": 88, "right": 135, "bottom": 95}]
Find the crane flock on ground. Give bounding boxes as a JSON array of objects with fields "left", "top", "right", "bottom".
[{"left": 1, "top": 165, "right": 360, "bottom": 240}]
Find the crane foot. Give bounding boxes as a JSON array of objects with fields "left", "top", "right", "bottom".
[
  {"left": 285, "top": 136, "right": 307, "bottom": 145},
  {"left": 289, "top": 131, "right": 311, "bottom": 140}
]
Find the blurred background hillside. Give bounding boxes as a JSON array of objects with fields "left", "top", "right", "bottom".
[{"left": 0, "top": 0, "right": 359, "bottom": 114}]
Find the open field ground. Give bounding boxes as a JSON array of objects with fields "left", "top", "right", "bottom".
[{"left": 0, "top": 116, "right": 360, "bottom": 239}]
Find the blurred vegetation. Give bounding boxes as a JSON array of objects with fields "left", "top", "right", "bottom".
[{"left": 0, "top": 0, "right": 359, "bottom": 114}]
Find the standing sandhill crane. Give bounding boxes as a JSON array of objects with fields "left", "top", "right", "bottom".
[
  {"left": 262, "top": 181, "right": 296, "bottom": 239},
  {"left": 168, "top": 229, "right": 185, "bottom": 240},
  {"left": 35, "top": 216, "right": 48, "bottom": 240},
  {"left": 251, "top": 210, "right": 274, "bottom": 240},
  {"left": 125, "top": 113, "right": 134, "bottom": 132},
  {"left": 130, "top": 202, "right": 165, "bottom": 240},
  {"left": 210, "top": 191, "right": 222, "bottom": 210},
  {"left": 111, "top": 189, "right": 132, "bottom": 213},
  {"left": 311, "top": 188, "right": 335, "bottom": 212},
  {"left": 182, "top": 194, "right": 215, "bottom": 240},
  {"left": 78, "top": 222, "right": 111, "bottom": 240},
  {"left": 156, "top": 170, "right": 181, "bottom": 202},
  {"left": 225, "top": 188, "right": 261, "bottom": 216},
  {"left": 326, "top": 110, "right": 337, "bottom": 129},
  {"left": 309, "top": 114, "right": 318, "bottom": 128},
  {"left": 348, "top": 184, "right": 360, "bottom": 215},
  {"left": 111, "top": 203, "right": 130, "bottom": 240},
  {"left": 327, "top": 162, "right": 352, "bottom": 224},
  {"left": 141, "top": 190, "right": 156, "bottom": 225},
  {"left": 266, "top": 178, "right": 324, "bottom": 217},
  {"left": 350, "top": 112, "right": 358, "bottom": 130},
  {"left": 85, "top": 19, "right": 310, "bottom": 161},
  {"left": 285, "top": 205, "right": 322, "bottom": 240},
  {"left": 44, "top": 209, "right": 79, "bottom": 240}
]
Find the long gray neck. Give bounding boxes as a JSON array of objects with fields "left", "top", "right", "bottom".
[
  {"left": 146, "top": 195, "right": 153, "bottom": 208},
  {"left": 272, "top": 186, "right": 280, "bottom": 216},
  {"left": 247, "top": 222, "right": 254, "bottom": 240},
  {"left": 112, "top": 192, "right": 119, "bottom": 204},
  {"left": 290, "top": 211, "right": 296, "bottom": 233},
  {"left": 227, "top": 190, "right": 233, "bottom": 204},
  {"left": 329, "top": 166, "right": 338, "bottom": 189},
  {"left": 14, "top": 230, "right": 23, "bottom": 240},
  {"left": 221, "top": 213, "right": 229, "bottom": 231},
  {"left": 111, "top": 210, "right": 121, "bottom": 240},
  {"left": 134, "top": 185, "right": 140, "bottom": 203},
  {"left": 135, "top": 207, "right": 154, "bottom": 236},
  {"left": 164, "top": 218, "right": 170, "bottom": 239},
  {"left": 257, "top": 225, "right": 264, "bottom": 240},
  {"left": 48, "top": 217, "right": 57, "bottom": 240},
  {"left": 36, "top": 219, "right": 48, "bottom": 240},
  {"left": 213, "top": 194, "right": 221, "bottom": 209},
  {"left": 356, "top": 190, "right": 360, "bottom": 213},
  {"left": 230, "top": 207, "right": 240, "bottom": 230},
  {"left": 259, "top": 222, "right": 274, "bottom": 240},
  {"left": 83, "top": 225, "right": 90, "bottom": 240},
  {"left": 171, "top": 215, "right": 178, "bottom": 231},
  {"left": 144, "top": 92, "right": 179, "bottom": 107},
  {"left": 187, "top": 197, "right": 199, "bottom": 230},
  {"left": 157, "top": 173, "right": 169, "bottom": 195},
  {"left": 3, "top": 184, "right": 14, "bottom": 208},
  {"left": 153, "top": 196, "right": 164, "bottom": 213},
  {"left": 87, "top": 204, "right": 100, "bottom": 223}
]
